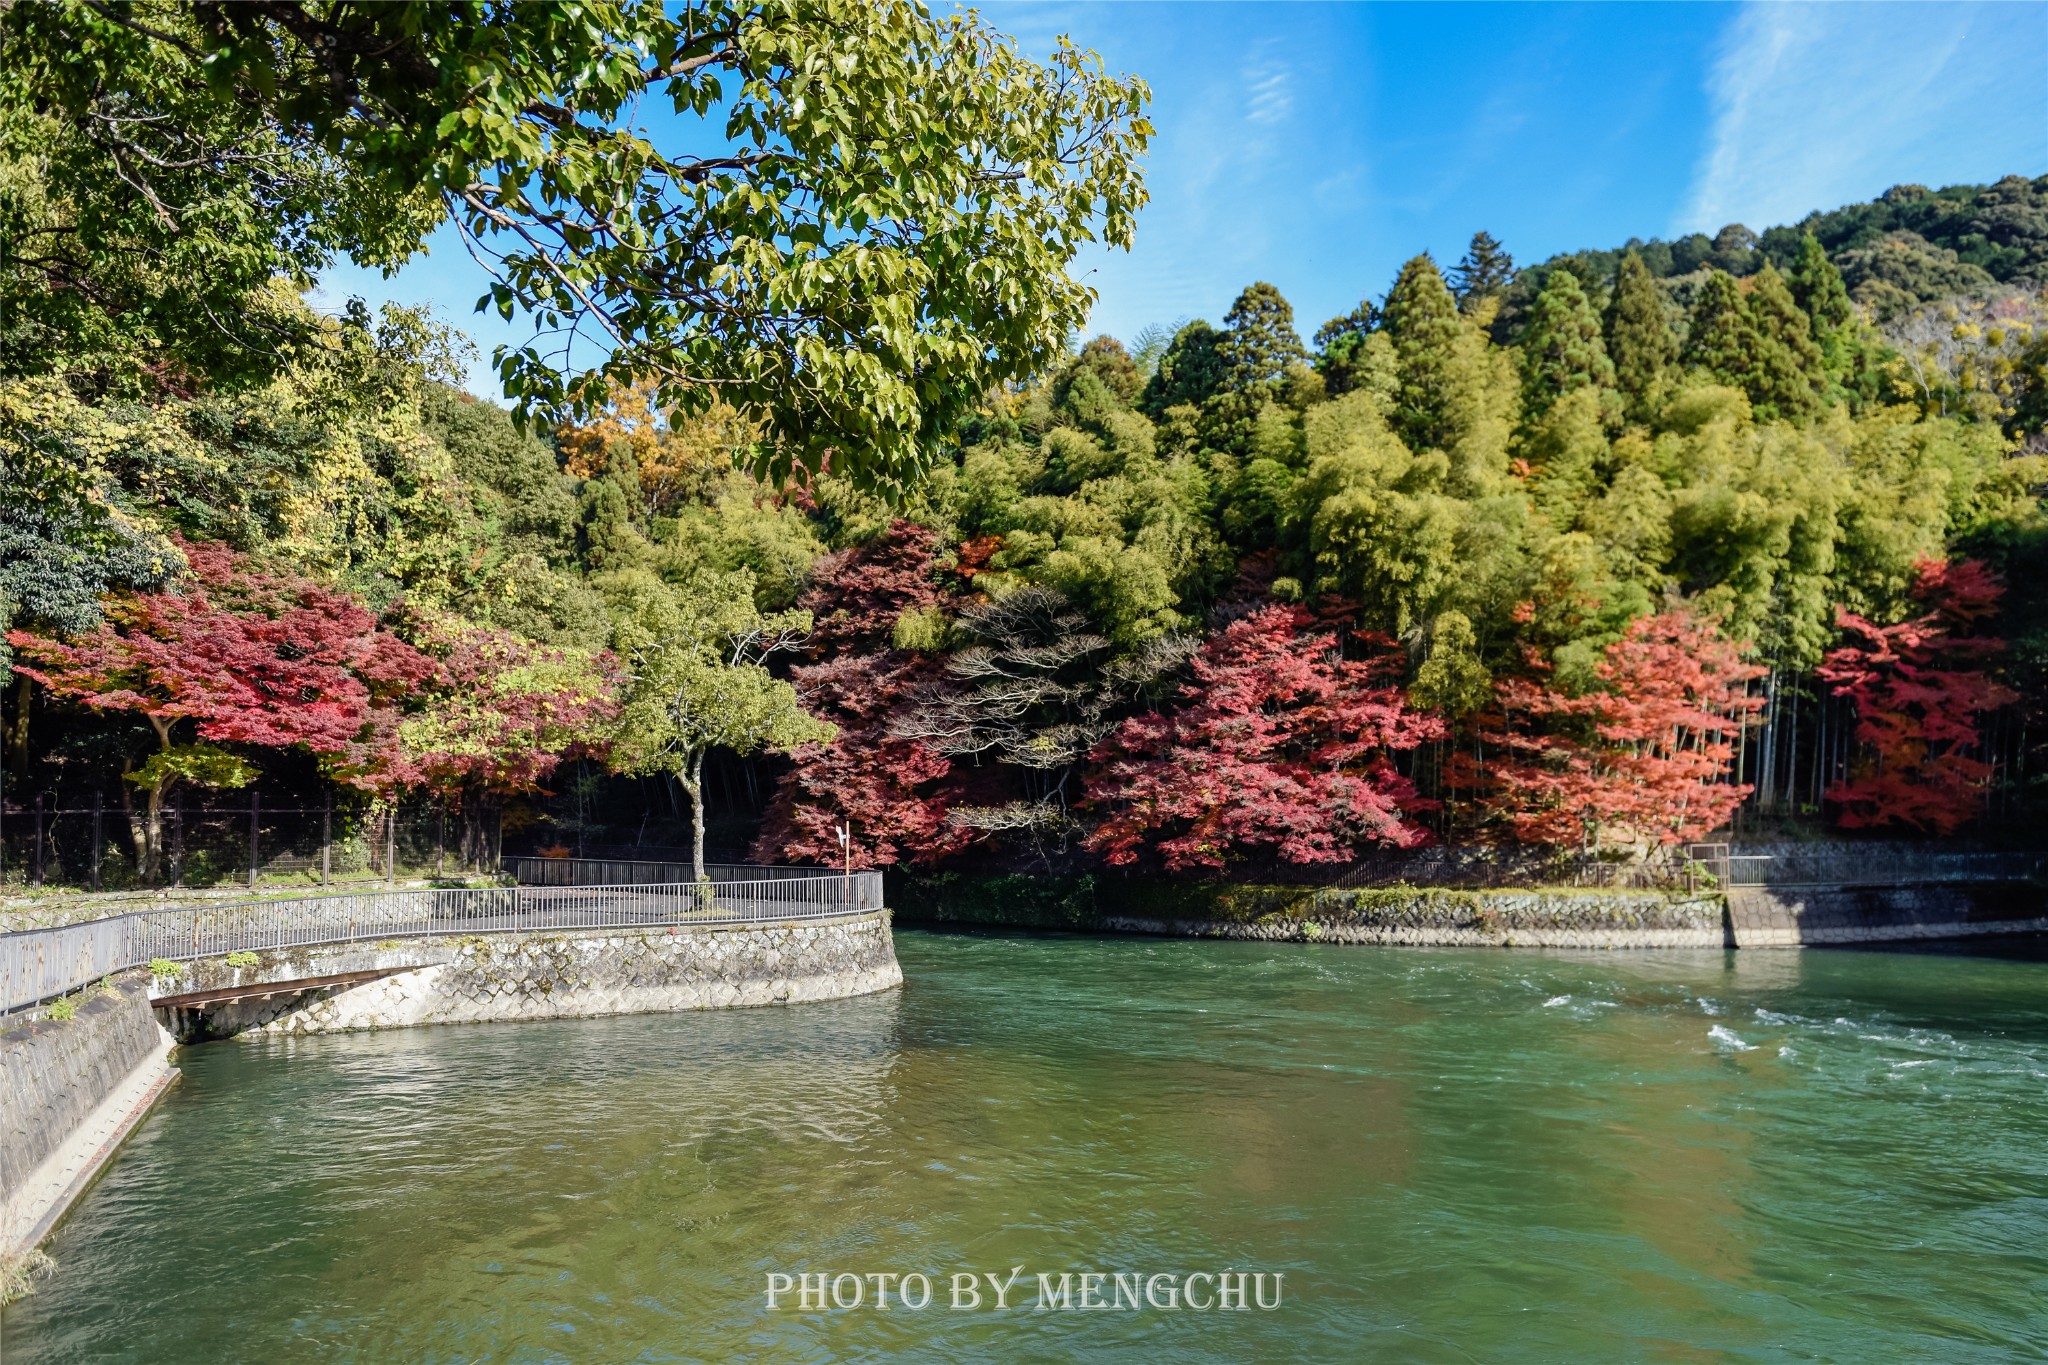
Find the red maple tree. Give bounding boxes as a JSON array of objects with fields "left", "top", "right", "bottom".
[
  {"left": 396, "top": 613, "right": 618, "bottom": 799},
  {"left": 1816, "top": 558, "right": 2014, "bottom": 834},
  {"left": 749, "top": 651, "right": 966, "bottom": 868},
  {"left": 1081, "top": 605, "right": 1442, "bottom": 871},
  {"left": 6, "top": 540, "right": 435, "bottom": 878},
  {"left": 800, "top": 520, "right": 946, "bottom": 652},
  {"left": 1473, "top": 607, "right": 1764, "bottom": 849}
]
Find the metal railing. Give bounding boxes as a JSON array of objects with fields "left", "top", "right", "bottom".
[
  {"left": 1, "top": 871, "right": 884, "bottom": 1017},
  {"left": 504, "top": 856, "right": 834, "bottom": 886}
]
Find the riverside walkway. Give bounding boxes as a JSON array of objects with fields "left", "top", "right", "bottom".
[{"left": 1, "top": 861, "right": 883, "bottom": 1017}]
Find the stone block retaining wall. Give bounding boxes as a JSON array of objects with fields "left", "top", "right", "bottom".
[
  {"left": 1727, "top": 884, "right": 2048, "bottom": 946},
  {"left": 1101, "top": 887, "right": 1726, "bottom": 948},
  {"left": 898, "top": 871, "right": 2048, "bottom": 949},
  {"left": 153, "top": 909, "right": 902, "bottom": 1040},
  {"left": 896, "top": 873, "right": 1726, "bottom": 947},
  {"left": 1, "top": 974, "right": 176, "bottom": 1254}
]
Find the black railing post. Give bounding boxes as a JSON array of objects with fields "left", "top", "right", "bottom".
[
  {"left": 321, "top": 792, "right": 332, "bottom": 886},
  {"left": 33, "top": 792, "right": 44, "bottom": 886},
  {"left": 248, "top": 788, "right": 260, "bottom": 888},
  {"left": 91, "top": 790, "right": 103, "bottom": 890},
  {"left": 386, "top": 807, "right": 397, "bottom": 886}
]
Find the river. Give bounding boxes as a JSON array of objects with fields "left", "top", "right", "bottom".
[{"left": 5, "top": 929, "right": 2047, "bottom": 1362}]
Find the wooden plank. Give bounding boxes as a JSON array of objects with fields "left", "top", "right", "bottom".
[{"left": 153, "top": 968, "right": 409, "bottom": 1009}]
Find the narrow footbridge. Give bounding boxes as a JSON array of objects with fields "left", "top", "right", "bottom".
[{"left": 2, "top": 861, "right": 882, "bottom": 1017}]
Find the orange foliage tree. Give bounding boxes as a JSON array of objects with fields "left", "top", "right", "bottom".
[
  {"left": 1474, "top": 607, "right": 1765, "bottom": 849},
  {"left": 556, "top": 379, "right": 761, "bottom": 515}
]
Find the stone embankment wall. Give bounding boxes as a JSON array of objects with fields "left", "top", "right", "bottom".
[
  {"left": 898, "top": 870, "right": 2048, "bottom": 948},
  {"left": 1727, "top": 884, "right": 2048, "bottom": 946},
  {"left": 896, "top": 873, "right": 1726, "bottom": 947},
  {"left": 1102, "top": 888, "right": 1725, "bottom": 947},
  {"left": 1, "top": 974, "right": 176, "bottom": 1254},
  {"left": 153, "top": 910, "right": 902, "bottom": 1041}
]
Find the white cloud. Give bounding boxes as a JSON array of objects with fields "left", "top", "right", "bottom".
[
  {"left": 1243, "top": 43, "right": 1294, "bottom": 127},
  {"left": 1681, "top": 0, "right": 2048, "bottom": 235}
]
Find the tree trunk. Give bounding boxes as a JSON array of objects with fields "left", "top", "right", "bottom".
[
  {"left": 116, "top": 752, "right": 174, "bottom": 884},
  {"left": 683, "top": 749, "right": 708, "bottom": 882},
  {"left": 5, "top": 674, "right": 29, "bottom": 782}
]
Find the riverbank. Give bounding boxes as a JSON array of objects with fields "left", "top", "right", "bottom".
[
  {"left": 894, "top": 871, "right": 2048, "bottom": 948},
  {"left": 150, "top": 910, "right": 903, "bottom": 1042},
  {"left": 1, "top": 974, "right": 176, "bottom": 1263},
  {"left": 896, "top": 874, "right": 1724, "bottom": 946},
  {"left": 0, "top": 900, "right": 900, "bottom": 1271}
]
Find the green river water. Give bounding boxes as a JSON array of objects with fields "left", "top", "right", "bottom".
[{"left": 4, "top": 929, "right": 2048, "bottom": 1362}]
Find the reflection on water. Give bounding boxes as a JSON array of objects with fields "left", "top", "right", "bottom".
[{"left": 5, "top": 931, "right": 2047, "bottom": 1363}]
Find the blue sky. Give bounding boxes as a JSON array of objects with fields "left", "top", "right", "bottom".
[{"left": 319, "top": 0, "right": 2048, "bottom": 399}]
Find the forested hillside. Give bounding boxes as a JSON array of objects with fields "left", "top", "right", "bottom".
[
  {"left": 4, "top": 1, "right": 2046, "bottom": 883},
  {"left": 1503, "top": 175, "right": 2048, "bottom": 323}
]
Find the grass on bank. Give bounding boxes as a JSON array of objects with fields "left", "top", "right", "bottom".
[{"left": 0, "top": 1248, "right": 55, "bottom": 1306}]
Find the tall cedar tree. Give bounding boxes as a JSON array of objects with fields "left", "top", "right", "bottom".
[
  {"left": 1788, "top": 232, "right": 1858, "bottom": 381},
  {"left": 1518, "top": 266, "right": 1617, "bottom": 416},
  {"left": 1474, "top": 608, "right": 1764, "bottom": 848},
  {"left": 1678, "top": 270, "right": 1761, "bottom": 398},
  {"left": 1313, "top": 299, "right": 1376, "bottom": 396},
  {"left": 1450, "top": 231, "right": 1515, "bottom": 308},
  {"left": 1083, "top": 605, "right": 1442, "bottom": 871},
  {"left": 1605, "top": 251, "right": 1676, "bottom": 416},
  {"left": 1219, "top": 282, "right": 1311, "bottom": 393},
  {"left": 6, "top": 540, "right": 435, "bottom": 879},
  {"left": 1140, "top": 319, "right": 1228, "bottom": 417},
  {"left": 1816, "top": 558, "right": 2014, "bottom": 835},
  {"left": 1061, "top": 336, "right": 1146, "bottom": 406},
  {"left": 1745, "top": 262, "right": 1827, "bottom": 422},
  {"left": 1381, "top": 254, "right": 1465, "bottom": 453}
]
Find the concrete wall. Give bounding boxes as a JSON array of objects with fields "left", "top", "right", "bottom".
[
  {"left": 151, "top": 910, "right": 903, "bottom": 1041},
  {"left": 1, "top": 974, "right": 176, "bottom": 1254},
  {"left": 1727, "top": 883, "right": 2048, "bottom": 946}
]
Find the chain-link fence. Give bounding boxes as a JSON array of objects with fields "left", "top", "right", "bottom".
[{"left": 0, "top": 793, "right": 501, "bottom": 891}]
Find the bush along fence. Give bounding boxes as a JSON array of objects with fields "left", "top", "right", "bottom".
[
  {"left": 0, "top": 794, "right": 501, "bottom": 891},
  {"left": 0, "top": 868, "right": 886, "bottom": 1016}
]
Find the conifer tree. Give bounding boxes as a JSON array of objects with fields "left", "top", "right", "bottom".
[
  {"left": 1744, "top": 262, "right": 1826, "bottom": 422},
  {"left": 1605, "top": 251, "right": 1675, "bottom": 417},
  {"left": 1140, "top": 319, "right": 1229, "bottom": 417},
  {"left": 1381, "top": 254, "right": 1465, "bottom": 452},
  {"left": 1788, "top": 232, "right": 1858, "bottom": 381},
  {"left": 1314, "top": 300, "right": 1376, "bottom": 397},
  {"left": 1518, "top": 266, "right": 1616, "bottom": 416},
  {"left": 1450, "top": 231, "right": 1515, "bottom": 309},
  {"left": 1679, "top": 270, "right": 1761, "bottom": 395},
  {"left": 1219, "top": 282, "right": 1310, "bottom": 394}
]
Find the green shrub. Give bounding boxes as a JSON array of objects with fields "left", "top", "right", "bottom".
[
  {"left": 45, "top": 996, "right": 78, "bottom": 1021},
  {"left": 148, "top": 958, "right": 182, "bottom": 981},
  {"left": 224, "top": 950, "right": 260, "bottom": 968}
]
